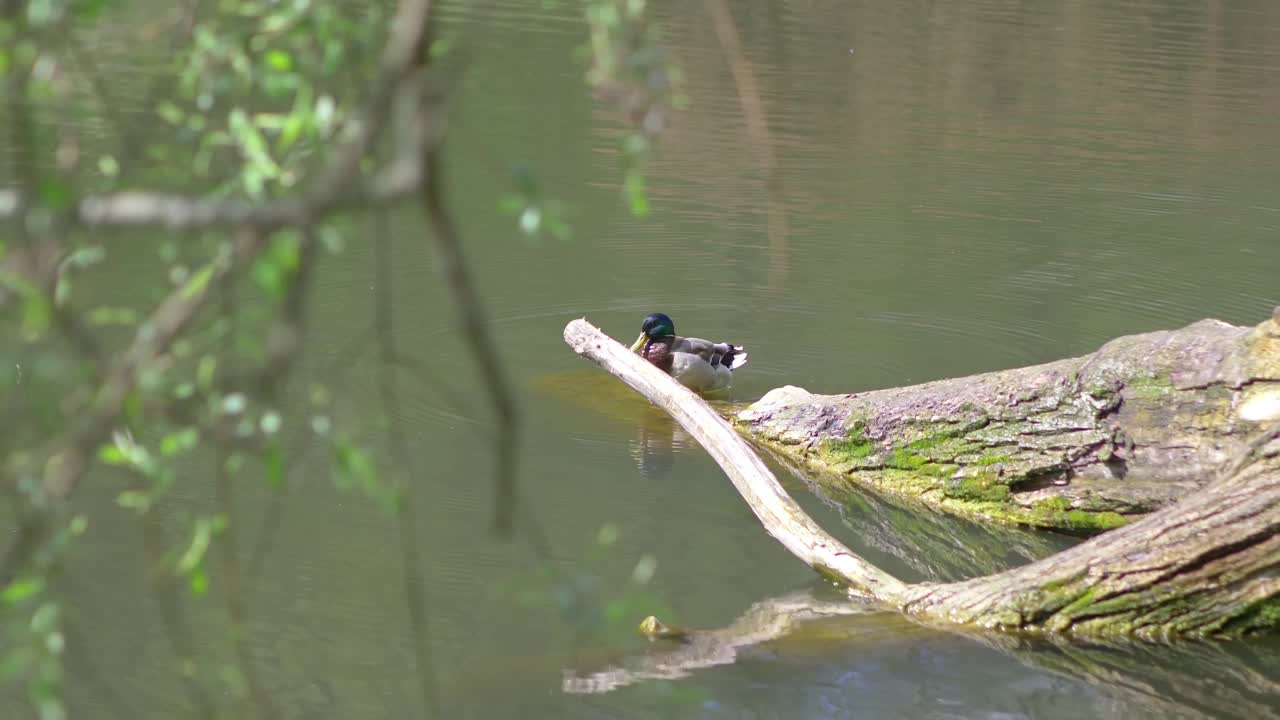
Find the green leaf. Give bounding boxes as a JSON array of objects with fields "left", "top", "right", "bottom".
[
  {"left": 62, "top": 245, "right": 105, "bottom": 269},
  {"left": 21, "top": 290, "right": 51, "bottom": 339},
  {"left": 180, "top": 264, "right": 215, "bottom": 300},
  {"left": 74, "top": 0, "right": 111, "bottom": 20},
  {"left": 87, "top": 306, "right": 138, "bottom": 326},
  {"left": 277, "top": 109, "right": 308, "bottom": 154},
  {"left": 1, "top": 577, "right": 45, "bottom": 605},
  {"left": 30, "top": 602, "right": 59, "bottom": 634},
  {"left": 156, "top": 101, "right": 185, "bottom": 125},
  {"left": 97, "top": 155, "right": 119, "bottom": 177},
  {"left": 624, "top": 168, "right": 649, "bottom": 217},
  {"left": 123, "top": 392, "right": 144, "bottom": 425},
  {"left": 260, "top": 11, "right": 294, "bottom": 34},
  {"left": 263, "top": 442, "right": 284, "bottom": 488},
  {"left": 497, "top": 193, "right": 525, "bottom": 214},
  {"left": 252, "top": 234, "right": 299, "bottom": 297},
  {"left": 229, "top": 107, "right": 282, "bottom": 182},
  {"left": 34, "top": 180, "right": 69, "bottom": 216},
  {"left": 115, "top": 490, "right": 150, "bottom": 512},
  {"left": 97, "top": 445, "right": 126, "bottom": 465},
  {"left": 264, "top": 49, "right": 292, "bottom": 71},
  {"left": 189, "top": 567, "right": 208, "bottom": 597},
  {"left": 53, "top": 273, "right": 72, "bottom": 307},
  {"left": 176, "top": 517, "right": 214, "bottom": 575},
  {"left": 252, "top": 112, "right": 286, "bottom": 131},
  {"left": 159, "top": 428, "right": 199, "bottom": 456},
  {"left": 332, "top": 438, "right": 376, "bottom": 493},
  {"left": 331, "top": 436, "right": 399, "bottom": 512}
]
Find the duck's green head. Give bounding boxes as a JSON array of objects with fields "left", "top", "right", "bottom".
[{"left": 630, "top": 312, "right": 675, "bottom": 352}]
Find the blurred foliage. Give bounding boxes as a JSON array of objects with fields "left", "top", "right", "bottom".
[
  {"left": 503, "top": 523, "right": 675, "bottom": 646},
  {"left": 584, "top": 0, "right": 680, "bottom": 218},
  {"left": 0, "top": 0, "right": 681, "bottom": 715},
  {"left": 500, "top": 0, "right": 679, "bottom": 241}
]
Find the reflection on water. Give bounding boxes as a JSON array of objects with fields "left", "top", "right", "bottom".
[
  {"left": 566, "top": 587, "right": 1280, "bottom": 720},
  {"left": 8, "top": 0, "right": 1279, "bottom": 717}
]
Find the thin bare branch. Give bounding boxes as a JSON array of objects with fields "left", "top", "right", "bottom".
[{"left": 418, "top": 102, "right": 519, "bottom": 539}]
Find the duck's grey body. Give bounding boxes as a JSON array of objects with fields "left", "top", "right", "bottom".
[
  {"left": 630, "top": 313, "right": 748, "bottom": 395},
  {"left": 666, "top": 336, "right": 748, "bottom": 393}
]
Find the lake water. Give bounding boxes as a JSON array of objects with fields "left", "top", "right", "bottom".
[{"left": 6, "top": 0, "right": 1280, "bottom": 718}]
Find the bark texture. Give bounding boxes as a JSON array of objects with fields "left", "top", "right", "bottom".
[
  {"left": 899, "top": 427, "right": 1279, "bottom": 637},
  {"left": 738, "top": 314, "right": 1280, "bottom": 530}
]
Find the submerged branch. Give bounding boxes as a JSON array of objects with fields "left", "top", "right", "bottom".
[{"left": 563, "top": 589, "right": 874, "bottom": 694}]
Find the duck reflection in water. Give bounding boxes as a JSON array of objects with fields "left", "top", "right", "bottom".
[{"left": 629, "top": 415, "right": 695, "bottom": 481}]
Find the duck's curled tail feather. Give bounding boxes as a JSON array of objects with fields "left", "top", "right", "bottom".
[{"left": 715, "top": 344, "right": 748, "bottom": 370}]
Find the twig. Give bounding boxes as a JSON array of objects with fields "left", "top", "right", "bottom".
[{"left": 419, "top": 108, "right": 520, "bottom": 539}]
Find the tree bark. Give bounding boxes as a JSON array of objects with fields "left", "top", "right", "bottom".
[
  {"left": 898, "top": 426, "right": 1279, "bottom": 637},
  {"left": 738, "top": 312, "right": 1280, "bottom": 530},
  {"left": 563, "top": 318, "right": 1279, "bottom": 639}
]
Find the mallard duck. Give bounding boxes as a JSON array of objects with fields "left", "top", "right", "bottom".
[{"left": 629, "top": 312, "right": 747, "bottom": 394}]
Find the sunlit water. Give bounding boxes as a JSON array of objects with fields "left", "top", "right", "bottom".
[{"left": 7, "top": 1, "right": 1280, "bottom": 718}]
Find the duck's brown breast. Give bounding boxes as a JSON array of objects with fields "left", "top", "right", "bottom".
[{"left": 641, "top": 340, "right": 674, "bottom": 373}]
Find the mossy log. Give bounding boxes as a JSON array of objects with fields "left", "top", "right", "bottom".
[
  {"left": 564, "top": 318, "right": 1279, "bottom": 638},
  {"left": 739, "top": 313, "right": 1280, "bottom": 530}
]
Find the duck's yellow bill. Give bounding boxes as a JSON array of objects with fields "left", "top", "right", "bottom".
[{"left": 629, "top": 334, "right": 646, "bottom": 352}]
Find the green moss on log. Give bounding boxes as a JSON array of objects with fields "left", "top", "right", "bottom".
[
  {"left": 944, "top": 474, "right": 1012, "bottom": 502},
  {"left": 1031, "top": 497, "right": 1128, "bottom": 532},
  {"left": 1223, "top": 597, "right": 1280, "bottom": 636}
]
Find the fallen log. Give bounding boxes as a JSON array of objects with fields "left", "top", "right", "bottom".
[
  {"left": 564, "top": 318, "right": 1278, "bottom": 638},
  {"left": 738, "top": 312, "right": 1280, "bottom": 530}
]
